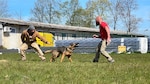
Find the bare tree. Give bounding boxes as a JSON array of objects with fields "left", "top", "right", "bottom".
[
  {"left": 119, "top": 0, "right": 141, "bottom": 32},
  {"left": 109, "top": 0, "right": 121, "bottom": 30},
  {"left": 0, "top": 0, "right": 10, "bottom": 17},
  {"left": 128, "top": 15, "right": 141, "bottom": 32},
  {"left": 30, "top": 0, "right": 61, "bottom": 24}
]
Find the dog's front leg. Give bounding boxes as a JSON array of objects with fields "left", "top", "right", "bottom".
[
  {"left": 60, "top": 54, "right": 65, "bottom": 62},
  {"left": 68, "top": 56, "right": 72, "bottom": 62}
]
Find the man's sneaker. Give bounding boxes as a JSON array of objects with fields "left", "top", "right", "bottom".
[
  {"left": 21, "top": 57, "right": 26, "bottom": 61},
  {"left": 108, "top": 59, "right": 115, "bottom": 63},
  {"left": 40, "top": 56, "right": 46, "bottom": 61},
  {"left": 93, "top": 59, "right": 99, "bottom": 62}
]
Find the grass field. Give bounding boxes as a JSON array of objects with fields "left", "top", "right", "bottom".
[{"left": 0, "top": 52, "right": 150, "bottom": 84}]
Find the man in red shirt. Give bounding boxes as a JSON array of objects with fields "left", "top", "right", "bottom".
[{"left": 93, "top": 16, "right": 115, "bottom": 63}]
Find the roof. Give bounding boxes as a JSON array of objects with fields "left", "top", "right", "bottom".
[{"left": 0, "top": 18, "right": 146, "bottom": 37}]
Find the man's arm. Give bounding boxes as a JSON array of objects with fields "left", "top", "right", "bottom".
[
  {"left": 36, "top": 31, "right": 49, "bottom": 44},
  {"left": 105, "top": 26, "right": 111, "bottom": 44},
  {"left": 21, "top": 32, "right": 25, "bottom": 43},
  {"left": 93, "top": 34, "right": 101, "bottom": 38}
]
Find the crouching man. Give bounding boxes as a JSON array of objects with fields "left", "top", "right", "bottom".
[{"left": 20, "top": 25, "right": 50, "bottom": 61}]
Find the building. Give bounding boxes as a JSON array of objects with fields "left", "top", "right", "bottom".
[{"left": 0, "top": 18, "right": 146, "bottom": 49}]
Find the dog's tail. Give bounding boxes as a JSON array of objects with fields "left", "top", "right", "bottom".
[{"left": 43, "top": 50, "right": 53, "bottom": 54}]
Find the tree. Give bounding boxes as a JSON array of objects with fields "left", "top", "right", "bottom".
[
  {"left": 108, "top": 0, "right": 121, "bottom": 30},
  {"left": 63, "top": 0, "right": 111, "bottom": 28},
  {"left": 30, "top": 0, "right": 61, "bottom": 24},
  {"left": 60, "top": 0, "right": 96, "bottom": 27},
  {"left": 128, "top": 15, "right": 141, "bottom": 32},
  {"left": 60, "top": 0, "right": 81, "bottom": 26},
  {"left": 0, "top": 0, "right": 10, "bottom": 18},
  {"left": 70, "top": 8, "right": 91, "bottom": 27},
  {"left": 88, "top": 0, "right": 110, "bottom": 19},
  {"left": 119, "top": 0, "right": 140, "bottom": 32},
  {"left": 85, "top": 0, "right": 110, "bottom": 27},
  {"left": 84, "top": 0, "right": 97, "bottom": 27}
]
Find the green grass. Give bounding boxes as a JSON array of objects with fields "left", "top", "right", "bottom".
[{"left": 0, "top": 52, "right": 150, "bottom": 84}]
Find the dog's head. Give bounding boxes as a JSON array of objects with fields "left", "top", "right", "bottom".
[
  {"left": 68, "top": 43, "right": 79, "bottom": 50},
  {"left": 70, "top": 43, "right": 79, "bottom": 47}
]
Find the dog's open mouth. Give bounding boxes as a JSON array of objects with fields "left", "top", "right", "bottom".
[{"left": 75, "top": 43, "right": 79, "bottom": 47}]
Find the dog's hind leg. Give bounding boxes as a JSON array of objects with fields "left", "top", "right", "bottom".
[
  {"left": 50, "top": 52, "right": 60, "bottom": 62},
  {"left": 50, "top": 56, "right": 54, "bottom": 62},
  {"left": 50, "top": 55, "right": 56, "bottom": 62},
  {"left": 50, "top": 57, "right": 55, "bottom": 62},
  {"left": 44, "top": 50, "right": 52, "bottom": 54}
]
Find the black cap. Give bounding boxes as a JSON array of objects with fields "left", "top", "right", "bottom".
[{"left": 28, "top": 25, "right": 35, "bottom": 30}]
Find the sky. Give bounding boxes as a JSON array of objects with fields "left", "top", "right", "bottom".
[{"left": 7, "top": 0, "right": 150, "bottom": 36}]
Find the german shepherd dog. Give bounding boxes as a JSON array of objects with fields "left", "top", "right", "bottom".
[{"left": 44, "top": 43, "right": 79, "bottom": 62}]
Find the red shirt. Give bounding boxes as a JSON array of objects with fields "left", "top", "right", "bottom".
[{"left": 99, "top": 21, "right": 110, "bottom": 40}]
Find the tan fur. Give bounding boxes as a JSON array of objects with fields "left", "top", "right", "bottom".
[{"left": 44, "top": 43, "right": 79, "bottom": 62}]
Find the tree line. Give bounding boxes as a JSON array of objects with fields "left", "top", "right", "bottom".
[{"left": 0, "top": 0, "right": 142, "bottom": 33}]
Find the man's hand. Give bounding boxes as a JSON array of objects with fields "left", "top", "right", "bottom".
[
  {"left": 106, "top": 38, "right": 111, "bottom": 45},
  {"left": 46, "top": 41, "right": 50, "bottom": 44},
  {"left": 93, "top": 34, "right": 99, "bottom": 38}
]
